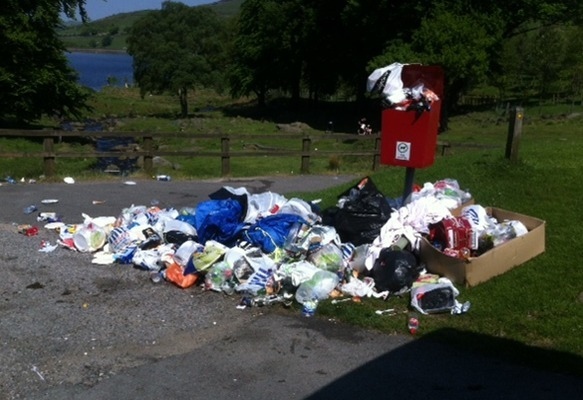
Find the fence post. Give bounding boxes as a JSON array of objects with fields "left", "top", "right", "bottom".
[
  {"left": 221, "top": 135, "right": 231, "bottom": 176},
  {"left": 505, "top": 107, "right": 524, "bottom": 162},
  {"left": 372, "top": 134, "right": 381, "bottom": 171},
  {"left": 301, "top": 135, "right": 311, "bottom": 174},
  {"left": 43, "top": 137, "right": 55, "bottom": 178},
  {"left": 143, "top": 136, "right": 154, "bottom": 175}
]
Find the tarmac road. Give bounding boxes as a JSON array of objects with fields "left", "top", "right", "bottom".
[
  {"left": 1, "top": 175, "right": 581, "bottom": 399},
  {"left": 0, "top": 175, "right": 358, "bottom": 226}
]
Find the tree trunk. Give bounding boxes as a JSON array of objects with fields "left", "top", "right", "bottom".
[
  {"left": 179, "top": 87, "right": 188, "bottom": 118},
  {"left": 256, "top": 86, "right": 266, "bottom": 108},
  {"left": 440, "top": 79, "right": 466, "bottom": 133},
  {"left": 290, "top": 77, "right": 301, "bottom": 110}
]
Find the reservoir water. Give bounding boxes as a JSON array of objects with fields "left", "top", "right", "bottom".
[{"left": 65, "top": 51, "right": 133, "bottom": 91}]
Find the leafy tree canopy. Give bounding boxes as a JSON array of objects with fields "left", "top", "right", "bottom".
[
  {"left": 0, "top": 0, "right": 90, "bottom": 125},
  {"left": 127, "top": 1, "right": 226, "bottom": 117},
  {"left": 366, "top": 0, "right": 583, "bottom": 127}
]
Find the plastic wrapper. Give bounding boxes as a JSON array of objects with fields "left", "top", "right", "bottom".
[
  {"left": 166, "top": 261, "right": 199, "bottom": 289},
  {"left": 340, "top": 276, "right": 376, "bottom": 298},
  {"left": 295, "top": 270, "right": 340, "bottom": 305},
  {"left": 277, "top": 260, "right": 320, "bottom": 287},
  {"left": 307, "top": 242, "right": 344, "bottom": 272},
  {"left": 234, "top": 251, "right": 278, "bottom": 295},
  {"left": 173, "top": 240, "right": 203, "bottom": 268},
  {"left": 204, "top": 261, "right": 236, "bottom": 294},
  {"left": 191, "top": 240, "right": 228, "bottom": 272},
  {"left": 132, "top": 243, "right": 174, "bottom": 271}
]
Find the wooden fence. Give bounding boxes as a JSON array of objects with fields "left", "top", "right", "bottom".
[{"left": 0, "top": 129, "right": 387, "bottom": 177}]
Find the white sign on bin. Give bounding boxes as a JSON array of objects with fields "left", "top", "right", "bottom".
[{"left": 395, "top": 141, "right": 411, "bottom": 161}]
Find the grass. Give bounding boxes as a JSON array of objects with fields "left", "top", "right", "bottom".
[
  {"left": 2, "top": 88, "right": 583, "bottom": 377},
  {"left": 2, "top": 87, "right": 379, "bottom": 180},
  {"left": 320, "top": 116, "right": 583, "bottom": 376}
]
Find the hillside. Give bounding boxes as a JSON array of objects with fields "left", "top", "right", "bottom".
[{"left": 59, "top": 0, "right": 242, "bottom": 51}]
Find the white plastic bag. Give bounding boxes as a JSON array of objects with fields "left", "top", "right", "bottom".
[
  {"left": 410, "top": 278, "right": 470, "bottom": 315},
  {"left": 340, "top": 277, "right": 376, "bottom": 298}
]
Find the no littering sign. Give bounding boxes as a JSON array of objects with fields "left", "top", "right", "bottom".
[{"left": 395, "top": 141, "right": 411, "bottom": 161}]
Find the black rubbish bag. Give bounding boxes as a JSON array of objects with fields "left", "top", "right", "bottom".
[
  {"left": 323, "top": 177, "right": 392, "bottom": 246},
  {"left": 370, "top": 248, "right": 421, "bottom": 293}
]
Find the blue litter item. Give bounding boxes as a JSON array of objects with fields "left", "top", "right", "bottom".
[
  {"left": 176, "top": 213, "right": 197, "bottom": 228},
  {"left": 194, "top": 199, "right": 245, "bottom": 246},
  {"left": 243, "top": 213, "right": 306, "bottom": 254}
]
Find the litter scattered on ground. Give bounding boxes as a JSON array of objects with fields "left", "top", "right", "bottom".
[
  {"left": 13, "top": 176, "right": 544, "bottom": 330},
  {"left": 31, "top": 365, "right": 45, "bottom": 381},
  {"left": 41, "top": 199, "right": 59, "bottom": 204},
  {"left": 38, "top": 240, "right": 58, "bottom": 253}
]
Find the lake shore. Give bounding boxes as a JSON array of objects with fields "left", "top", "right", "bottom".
[{"left": 66, "top": 47, "right": 127, "bottom": 55}]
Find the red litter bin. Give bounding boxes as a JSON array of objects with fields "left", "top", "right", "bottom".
[{"left": 380, "top": 65, "right": 444, "bottom": 168}]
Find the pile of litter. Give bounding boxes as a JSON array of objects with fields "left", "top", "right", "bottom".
[{"left": 25, "top": 177, "right": 526, "bottom": 318}]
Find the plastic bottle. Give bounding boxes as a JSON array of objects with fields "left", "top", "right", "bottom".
[
  {"left": 302, "top": 299, "right": 318, "bottom": 317},
  {"left": 155, "top": 175, "right": 171, "bottom": 181},
  {"left": 407, "top": 312, "right": 420, "bottom": 335}
]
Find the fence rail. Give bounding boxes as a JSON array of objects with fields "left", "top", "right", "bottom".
[{"left": 0, "top": 129, "right": 386, "bottom": 177}]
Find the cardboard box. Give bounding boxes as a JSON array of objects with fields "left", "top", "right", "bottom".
[{"left": 419, "top": 207, "right": 546, "bottom": 287}]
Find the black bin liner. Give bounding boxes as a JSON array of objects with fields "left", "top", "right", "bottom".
[
  {"left": 369, "top": 248, "right": 421, "bottom": 293},
  {"left": 323, "top": 177, "right": 393, "bottom": 246}
]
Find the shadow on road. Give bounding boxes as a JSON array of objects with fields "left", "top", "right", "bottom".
[{"left": 306, "top": 327, "right": 583, "bottom": 400}]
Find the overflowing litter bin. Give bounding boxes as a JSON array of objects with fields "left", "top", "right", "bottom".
[{"left": 371, "top": 63, "right": 445, "bottom": 168}]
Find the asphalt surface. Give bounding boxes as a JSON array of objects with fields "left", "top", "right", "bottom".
[
  {"left": 1, "top": 175, "right": 581, "bottom": 399},
  {"left": 0, "top": 175, "right": 357, "bottom": 226}
]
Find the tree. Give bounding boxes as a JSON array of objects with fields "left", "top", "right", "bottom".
[
  {"left": 0, "top": 0, "right": 91, "bottom": 125},
  {"left": 229, "top": 0, "right": 290, "bottom": 107},
  {"left": 499, "top": 24, "right": 581, "bottom": 99},
  {"left": 101, "top": 34, "right": 113, "bottom": 48},
  {"left": 127, "top": 2, "right": 226, "bottom": 118},
  {"left": 411, "top": 7, "right": 498, "bottom": 127}
]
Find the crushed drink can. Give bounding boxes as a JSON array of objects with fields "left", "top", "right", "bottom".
[
  {"left": 155, "top": 175, "right": 171, "bottom": 181},
  {"left": 429, "top": 216, "right": 478, "bottom": 252},
  {"left": 407, "top": 314, "right": 419, "bottom": 335},
  {"left": 150, "top": 271, "right": 163, "bottom": 284}
]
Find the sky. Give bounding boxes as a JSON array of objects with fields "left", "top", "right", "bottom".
[{"left": 77, "top": 0, "right": 217, "bottom": 21}]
